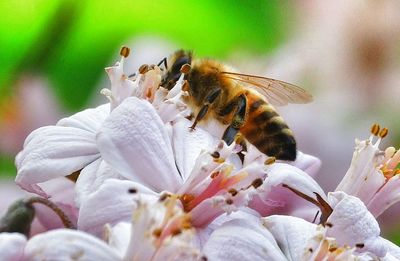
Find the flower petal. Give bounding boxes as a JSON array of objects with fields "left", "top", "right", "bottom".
[
  {"left": 263, "top": 215, "right": 319, "bottom": 260},
  {"left": 250, "top": 163, "right": 324, "bottom": 221},
  {"left": 33, "top": 178, "right": 78, "bottom": 230},
  {"left": 367, "top": 175, "right": 400, "bottom": 218},
  {"left": 78, "top": 179, "right": 158, "bottom": 237},
  {"left": 25, "top": 229, "right": 121, "bottom": 260},
  {"left": 290, "top": 151, "right": 321, "bottom": 177},
  {"left": 171, "top": 117, "right": 217, "bottom": 181},
  {"left": 97, "top": 97, "right": 182, "bottom": 192},
  {"left": 57, "top": 104, "right": 109, "bottom": 132},
  {"left": 202, "top": 217, "right": 286, "bottom": 261},
  {"left": 326, "top": 191, "right": 387, "bottom": 257},
  {"left": 75, "top": 159, "right": 125, "bottom": 207},
  {"left": 15, "top": 125, "right": 100, "bottom": 196},
  {"left": 0, "top": 233, "right": 26, "bottom": 261}
]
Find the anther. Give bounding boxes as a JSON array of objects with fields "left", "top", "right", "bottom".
[
  {"left": 171, "top": 228, "right": 182, "bottom": 236},
  {"left": 325, "top": 222, "right": 333, "bottom": 228},
  {"left": 228, "top": 188, "right": 238, "bottom": 196},
  {"left": 153, "top": 228, "right": 162, "bottom": 238},
  {"left": 159, "top": 193, "right": 171, "bottom": 202},
  {"left": 379, "top": 128, "right": 388, "bottom": 138},
  {"left": 120, "top": 46, "right": 130, "bottom": 58},
  {"left": 139, "top": 64, "right": 150, "bottom": 74},
  {"left": 211, "top": 151, "right": 220, "bottom": 158},
  {"left": 251, "top": 178, "right": 263, "bottom": 188},
  {"left": 355, "top": 243, "right": 365, "bottom": 248},
  {"left": 225, "top": 198, "right": 233, "bottom": 205},
  {"left": 210, "top": 172, "right": 220, "bottom": 179},
  {"left": 180, "top": 63, "right": 191, "bottom": 74},
  {"left": 329, "top": 247, "right": 338, "bottom": 252},
  {"left": 370, "top": 123, "right": 380, "bottom": 136},
  {"left": 128, "top": 188, "right": 137, "bottom": 194},
  {"left": 264, "top": 157, "right": 276, "bottom": 165}
]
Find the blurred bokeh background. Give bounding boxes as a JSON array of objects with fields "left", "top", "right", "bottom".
[{"left": 1, "top": 0, "right": 399, "bottom": 242}]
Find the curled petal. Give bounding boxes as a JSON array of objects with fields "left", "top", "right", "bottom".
[
  {"left": 202, "top": 218, "right": 286, "bottom": 261},
  {"left": 25, "top": 229, "right": 121, "bottom": 260},
  {"left": 97, "top": 97, "right": 182, "bottom": 192},
  {"left": 78, "top": 179, "right": 158, "bottom": 237},
  {"left": 57, "top": 104, "right": 109, "bottom": 132},
  {"left": 250, "top": 163, "right": 325, "bottom": 220},
  {"left": 0, "top": 233, "right": 26, "bottom": 261},
  {"left": 263, "top": 215, "right": 319, "bottom": 260},
  {"left": 326, "top": 191, "right": 387, "bottom": 257},
  {"left": 15, "top": 126, "right": 100, "bottom": 196},
  {"left": 290, "top": 151, "right": 321, "bottom": 177}
]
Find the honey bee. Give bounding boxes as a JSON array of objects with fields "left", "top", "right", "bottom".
[{"left": 159, "top": 50, "right": 313, "bottom": 161}]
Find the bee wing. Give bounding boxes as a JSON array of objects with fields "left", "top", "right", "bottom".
[{"left": 220, "top": 71, "right": 313, "bottom": 106}]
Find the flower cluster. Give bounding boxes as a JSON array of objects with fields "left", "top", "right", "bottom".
[{"left": 2, "top": 47, "right": 400, "bottom": 260}]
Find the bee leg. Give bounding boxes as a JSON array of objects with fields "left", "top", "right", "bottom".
[
  {"left": 222, "top": 94, "right": 247, "bottom": 145},
  {"left": 157, "top": 57, "right": 168, "bottom": 70},
  {"left": 189, "top": 88, "right": 221, "bottom": 130}
]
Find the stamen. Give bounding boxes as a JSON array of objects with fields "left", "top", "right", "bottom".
[
  {"left": 355, "top": 243, "right": 365, "bottom": 248},
  {"left": 180, "top": 64, "right": 191, "bottom": 74},
  {"left": 251, "top": 178, "right": 263, "bottom": 188},
  {"left": 211, "top": 151, "right": 220, "bottom": 159},
  {"left": 120, "top": 46, "right": 130, "bottom": 58},
  {"left": 128, "top": 188, "right": 137, "bottom": 194},
  {"left": 370, "top": 123, "right": 380, "bottom": 136},
  {"left": 379, "top": 127, "right": 388, "bottom": 138},
  {"left": 264, "top": 157, "right": 276, "bottom": 165},
  {"left": 138, "top": 64, "right": 150, "bottom": 74},
  {"left": 228, "top": 188, "right": 238, "bottom": 196}
]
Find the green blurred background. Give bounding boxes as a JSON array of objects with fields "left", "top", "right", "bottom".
[
  {"left": 0, "top": 0, "right": 289, "bottom": 174},
  {"left": 1, "top": 0, "right": 400, "bottom": 243}
]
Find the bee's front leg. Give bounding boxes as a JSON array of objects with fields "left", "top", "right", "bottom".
[
  {"left": 221, "top": 94, "right": 247, "bottom": 145},
  {"left": 189, "top": 88, "right": 221, "bottom": 130}
]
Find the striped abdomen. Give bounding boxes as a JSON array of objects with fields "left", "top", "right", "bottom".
[{"left": 240, "top": 93, "right": 297, "bottom": 160}]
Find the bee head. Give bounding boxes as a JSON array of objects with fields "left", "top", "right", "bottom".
[{"left": 161, "top": 50, "right": 192, "bottom": 90}]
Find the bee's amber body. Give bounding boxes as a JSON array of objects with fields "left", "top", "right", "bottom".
[{"left": 160, "top": 51, "right": 309, "bottom": 161}]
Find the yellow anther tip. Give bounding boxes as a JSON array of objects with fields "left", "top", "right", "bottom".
[
  {"left": 379, "top": 128, "right": 389, "bottom": 138},
  {"left": 120, "top": 46, "right": 130, "bottom": 58},
  {"left": 370, "top": 124, "right": 380, "bottom": 136}
]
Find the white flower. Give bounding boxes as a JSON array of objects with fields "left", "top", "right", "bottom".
[{"left": 336, "top": 124, "right": 400, "bottom": 218}]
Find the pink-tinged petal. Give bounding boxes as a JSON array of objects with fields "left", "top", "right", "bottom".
[
  {"left": 263, "top": 215, "right": 319, "bottom": 260},
  {"left": 171, "top": 118, "right": 217, "bottom": 181},
  {"left": 75, "top": 159, "right": 125, "bottom": 207},
  {"left": 290, "top": 151, "right": 321, "bottom": 177},
  {"left": 326, "top": 191, "right": 387, "bottom": 257},
  {"left": 367, "top": 175, "right": 400, "bottom": 218},
  {"left": 336, "top": 139, "right": 385, "bottom": 203},
  {"left": 15, "top": 126, "right": 100, "bottom": 196},
  {"left": 57, "top": 104, "right": 109, "bottom": 132},
  {"left": 0, "top": 233, "right": 26, "bottom": 261},
  {"left": 194, "top": 208, "right": 261, "bottom": 248},
  {"left": 250, "top": 163, "right": 325, "bottom": 221},
  {"left": 33, "top": 178, "right": 78, "bottom": 230},
  {"left": 25, "top": 229, "right": 121, "bottom": 260},
  {"left": 78, "top": 179, "right": 158, "bottom": 237},
  {"left": 96, "top": 97, "right": 182, "bottom": 192},
  {"left": 202, "top": 218, "right": 286, "bottom": 261}
]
